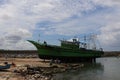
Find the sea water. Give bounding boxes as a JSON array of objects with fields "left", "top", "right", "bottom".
[{"left": 53, "top": 57, "right": 120, "bottom": 80}]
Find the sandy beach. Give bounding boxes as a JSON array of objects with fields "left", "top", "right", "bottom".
[
  {"left": 0, "top": 58, "right": 51, "bottom": 80},
  {"left": 0, "top": 58, "right": 84, "bottom": 80}
]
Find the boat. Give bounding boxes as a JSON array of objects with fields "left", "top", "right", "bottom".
[
  {"left": 0, "top": 62, "right": 11, "bottom": 70},
  {"left": 28, "top": 36, "right": 104, "bottom": 62}
]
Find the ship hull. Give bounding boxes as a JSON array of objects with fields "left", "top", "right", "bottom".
[{"left": 28, "top": 40, "right": 104, "bottom": 62}]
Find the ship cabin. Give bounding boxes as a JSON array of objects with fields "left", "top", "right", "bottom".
[{"left": 60, "top": 38, "right": 80, "bottom": 49}]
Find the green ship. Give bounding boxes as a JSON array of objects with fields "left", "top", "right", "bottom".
[{"left": 28, "top": 37, "right": 104, "bottom": 62}]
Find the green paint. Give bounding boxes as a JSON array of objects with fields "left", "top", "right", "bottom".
[{"left": 27, "top": 40, "right": 104, "bottom": 60}]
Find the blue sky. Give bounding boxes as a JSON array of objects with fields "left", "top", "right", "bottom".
[{"left": 0, "top": 0, "right": 120, "bottom": 51}]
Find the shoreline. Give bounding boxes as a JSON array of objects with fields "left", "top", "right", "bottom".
[{"left": 0, "top": 58, "right": 84, "bottom": 80}]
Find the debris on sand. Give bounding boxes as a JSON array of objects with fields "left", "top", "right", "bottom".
[
  {"left": 0, "top": 58, "right": 84, "bottom": 80},
  {"left": 13, "top": 63, "right": 84, "bottom": 80}
]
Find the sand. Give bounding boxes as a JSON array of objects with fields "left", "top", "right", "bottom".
[
  {"left": 0, "top": 58, "right": 84, "bottom": 80},
  {"left": 0, "top": 58, "right": 50, "bottom": 80}
]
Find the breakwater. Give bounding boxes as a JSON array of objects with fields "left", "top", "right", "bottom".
[
  {"left": 0, "top": 50, "right": 120, "bottom": 58},
  {"left": 103, "top": 51, "right": 120, "bottom": 57},
  {"left": 0, "top": 50, "right": 38, "bottom": 58}
]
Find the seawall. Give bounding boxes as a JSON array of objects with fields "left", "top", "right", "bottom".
[
  {"left": 0, "top": 50, "right": 38, "bottom": 58},
  {"left": 103, "top": 51, "right": 120, "bottom": 57},
  {"left": 0, "top": 50, "right": 120, "bottom": 58}
]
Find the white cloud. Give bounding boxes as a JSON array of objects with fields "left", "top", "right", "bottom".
[
  {"left": 99, "top": 22, "right": 120, "bottom": 51},
  {"left": 0, "top": 0, "right": 96, "bottom": 50},
  {"left": 0, "top": 0, "right": 120, "bottom": 50},
  {"left": 43, "top": 19, "right": 99, "bottom": 36},
  {"left": 0, "top": 28, "right": 32, "bottom": 50},
  {"left": 93, "top": 0, "right": 120, "bottom": 6}
]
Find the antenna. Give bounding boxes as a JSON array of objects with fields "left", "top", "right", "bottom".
[
  {"left": 38, "top": 34, "right": 40, "bottom": 43},
  {"left": 90, "top": 34, "right": 97, "bottom": 50}
]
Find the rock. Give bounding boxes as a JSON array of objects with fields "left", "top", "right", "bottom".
[
  {"left": 51, "top": 65, "right": 59, "bottom": 68},
  {"left": 8, "top": 77, "right": 18, "bottom": 80},
  {"left": 0, "top": 77, "right": 8, "bottom": 80},
  {"left": 29, "top": 77, "right": 36, "bottom": 80},
  {"left": 12, "top": 63, "right": 84, "bottom": 80},
  {"left": 34, "top": 74, "right": 41, "bottom": 78},
  {"left": 60, "top": 68, "right": 66, "bottom": 72},
  {"left": 24, "top": 64, "right": 30, "bottom": 68}
]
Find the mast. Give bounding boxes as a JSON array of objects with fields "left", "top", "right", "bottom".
[
  {"left": 38, "top": 34, "right": 40, "bottom": 43},
  {"left": 84, "top": 35, "right": 87, "bottom": 49},
  {"left": 81, "top": 34, "right": 97, "bottom": 50},
  {"left": 88, "top": 34, "right": 98, "bottom": 50}
]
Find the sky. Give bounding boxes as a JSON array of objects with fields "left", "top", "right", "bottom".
[{"left": 0, "top": 0, "right": 120, "bottom": 51}]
